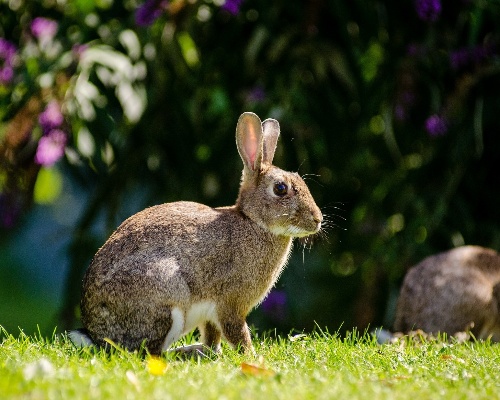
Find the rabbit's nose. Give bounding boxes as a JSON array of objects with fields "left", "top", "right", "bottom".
[
  {"left": 312, "top": 209, "right": 323, "bottom": 229},
  {"left": 312, "top": 207, "right": 323, "bottom": 223}
]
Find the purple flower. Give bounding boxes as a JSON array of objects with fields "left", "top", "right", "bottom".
[
  {"left": 394, "top": 91, "right": 416, "bottom": 122},
  {"left": 72, "top": 44, "right": 88, "bottom": 60},
  {"left": 135, "top": 0, "right": 167, "bottom": 27},
  {"left": 39, "top": 101, "right": 64, "bottom": 133},
  {"left": 450, "top": 44, "right": 495, "bottom": 70},
  {"left": 0, "top": 38, "right": 16, "bottom": 60},
  {"left": 35, "top": 129, "right": 67, "bottom": 166},
  {"left": 394, "top": 104, "right": 407, "bottom": 122},
  {"left": 425, "top": 114, "right": 448, "bottom": 136},
  {"left": 30, "top": 17, "right": 58, "bottom": 40},
  {"left": 0, "top": 38, "right": 17, "bottom": 85},
  {"left": 0, "top": 193, "right": 22, "bottom": 229},
  {"left": 0, "top": 65, "right": 14, "bottom": 84},
  {"left": 221, "top": 0, "right": 244, "bottom": 15},
  {"left": 246, "top": 86, "right": 266, "bottom": 103},
  {"left": 450, "top": 48, "right": 469, "bottom": 70},
  {"left": 261, "top": 290, "right": 287, "bottom": 321},
  {"left": 415, "top": 0, "right": 442, "bottom": 22},
  {"left": 406, "top": 43, "right": 427, "bottom": 58}
]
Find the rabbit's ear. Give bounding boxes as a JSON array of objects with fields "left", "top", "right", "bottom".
[
  {"left": 262, "top": 119, "right": 280, "bottom": 165},
  {"left": 236, "top": 112, "right": 264, "bottom": 172}
]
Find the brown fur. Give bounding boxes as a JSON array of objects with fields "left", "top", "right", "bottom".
[
  {"left": 394, "top": 245, "right": 500, "bottom": 340},
  {"left": 80, "top": 112, "right": 322, "bottom": 354}
]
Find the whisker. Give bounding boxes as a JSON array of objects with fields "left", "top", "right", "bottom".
[
  {"left": 322, "top": 207, "right": 346, "bottom": 213},
  {"left": 297, "top": 159, "right": 307, "bottom": 172},
  {"left": 322, "top": 214, "right": 347, "bottom": 222},
  {"left": 321, "top": 212, "right": 347, "bottom": 228},
  {"left": 300, "top": 174, "right": 324, "bottom": 188},
  {"left": 321, "top": 207, "right": 346, "bottom": 215}
]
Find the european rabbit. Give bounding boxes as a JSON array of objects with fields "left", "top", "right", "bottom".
[
  {"left": 70, "top": 112, "right": 323, "bottom": 355},
  {"left": 394, "top": 245, "right": 500, "bottom": 340}
]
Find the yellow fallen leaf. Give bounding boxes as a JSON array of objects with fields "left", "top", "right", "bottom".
[
  {"left": 146, "top": 356, "right": 168, "bottom": 376},
  {"left": 241, "top": 362, "right": 276, "bottom": 378}
]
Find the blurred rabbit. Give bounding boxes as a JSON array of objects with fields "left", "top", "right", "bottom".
[
  {"left": 69, "top": 112, "right": 323, "bottom": 355},
  {"left": 394, "top": 245, "right": 500, "bottom": 341}
]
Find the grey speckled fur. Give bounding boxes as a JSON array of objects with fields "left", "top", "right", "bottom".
[
  {"left": 394, "top": 245, "right": 500, "bottom": 340},
  {"left": 79, "top": 112, "right": 322, "bottom": 355}
]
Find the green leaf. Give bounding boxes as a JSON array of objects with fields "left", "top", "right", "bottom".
[
  {"left": 75, "top": 0, "right": 96, "bottom": 13},
  {"left": 33, "top": 167, "right": 63, "bottom": 205},
  {"left": 177, "top": 32, "right": 200, "bottom": 68}
]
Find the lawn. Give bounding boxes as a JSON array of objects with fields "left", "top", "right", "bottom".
[{"left": 1, "top": 326, "right": 499, "bottom": 399}]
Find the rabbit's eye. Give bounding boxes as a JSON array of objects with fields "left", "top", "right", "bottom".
[{"left": 273, "top": 182, "right": 288, "bottom": 197}]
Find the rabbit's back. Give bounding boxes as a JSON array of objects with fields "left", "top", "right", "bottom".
[
  {"left": 394, "top": 246, "right": 500, "bottom": 339},
  {"left": 93, "top": 201, "right": 224, "bottom": 260}
]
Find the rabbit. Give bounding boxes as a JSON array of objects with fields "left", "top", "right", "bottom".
[
  {"left": 394, "top": 245, "right": 500, "bottom": 341},
  {"left": 69, "top": 112, "right": 323, "bottom": 356}
]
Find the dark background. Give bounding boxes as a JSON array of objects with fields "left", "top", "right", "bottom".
[{"left": 1, "top": 0, "right": 499, "bottom": 337}]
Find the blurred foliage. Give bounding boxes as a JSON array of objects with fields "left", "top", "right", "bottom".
[{"left": 0, "top": 0, "right": 500, "bottom": 334}]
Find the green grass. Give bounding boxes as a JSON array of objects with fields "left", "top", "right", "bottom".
[{"left": 1, "top": 326, "right": 500, "bottom": 399}]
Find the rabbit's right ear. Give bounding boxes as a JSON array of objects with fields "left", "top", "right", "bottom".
[
  {"left": 262, "top": 118, "right": 280, "bottom": 165},
  {"left": 236, "top": 112, "right": 264, "bottom": 172}
]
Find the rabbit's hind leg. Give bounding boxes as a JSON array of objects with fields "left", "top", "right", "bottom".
[
  {"left": 119, "top": 303, "right": 175, "bottom": 355},
  {"left": 199, "top": 321, "right": 222, "bottom": 354}
]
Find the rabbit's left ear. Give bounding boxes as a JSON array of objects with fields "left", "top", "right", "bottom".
[
  {"left": 262, "top": 119, "right": 280, "bottom": 165},
  {"left": 236, "top": 112, "right": 264, "bottom": 172}
]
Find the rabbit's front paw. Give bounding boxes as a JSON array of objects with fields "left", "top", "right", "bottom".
[{"left": 221, "top": 319, "right": 253, "bottom": 353}]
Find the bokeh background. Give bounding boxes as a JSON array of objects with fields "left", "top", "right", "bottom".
[{"left": 1, "top": 0, "right": 499, "bottom": 338}]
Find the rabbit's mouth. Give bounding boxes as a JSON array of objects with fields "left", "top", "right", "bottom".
[{"left": 269, "top": 223, "right": 321, "bottom": 238}]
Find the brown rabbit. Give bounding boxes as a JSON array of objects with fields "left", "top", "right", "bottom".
[
  {"left": 69, "top": 112, "right": 323, "bottom": 355},
  {"left": 394, "top": 245, "right": 500, "bottom": 340}
]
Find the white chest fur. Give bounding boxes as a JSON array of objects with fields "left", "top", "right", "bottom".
[{"left": 161, "top": 301, "right": 219, "bottom": 351}]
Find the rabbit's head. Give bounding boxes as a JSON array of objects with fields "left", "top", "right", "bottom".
[{"left": 235, "top": 112, "right": 322, "bottom": 238}]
